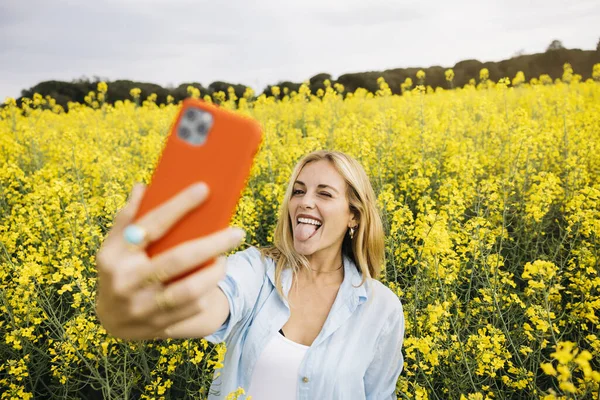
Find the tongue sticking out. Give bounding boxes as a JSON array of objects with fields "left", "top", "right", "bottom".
[{"left": 294, "top": 223, "right": 319, "bottom": 241}]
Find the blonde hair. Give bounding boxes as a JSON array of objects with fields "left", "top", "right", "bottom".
[{"left": 260, "top": 150, "right": 385, "bottom": 301}]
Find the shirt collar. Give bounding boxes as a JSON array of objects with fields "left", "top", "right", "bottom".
[{"left": 266, "top": 253, "right": 369, "bottom": 308}]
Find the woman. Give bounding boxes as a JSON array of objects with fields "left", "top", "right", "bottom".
[{"left": 96, "top": 150, "right": 405, "bottom": 399}]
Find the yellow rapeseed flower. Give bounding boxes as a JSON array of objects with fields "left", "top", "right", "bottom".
[
  {"left": 479, "top": 68, "right": 489, "bottom": 81},
  {"left": 129, "top": 87, "right": 141, "bottom": 98},
  {"left": 97, "top": 81, "right": 108, "bottom": 94},
  {"left": 1, "top": 64, "right": 600, "bottom": 400}
]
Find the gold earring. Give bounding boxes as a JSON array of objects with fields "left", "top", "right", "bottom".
[{"left": 349, "top": 226, "right": 356, "bottom": 239}]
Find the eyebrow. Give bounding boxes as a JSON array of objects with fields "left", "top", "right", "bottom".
[{"left": 294, "top": 180, "right": 340, "bottom": 194}]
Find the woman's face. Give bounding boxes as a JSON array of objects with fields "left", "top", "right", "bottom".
[{"left": 288, "top": 160, "right": 357, "bottom": 257}]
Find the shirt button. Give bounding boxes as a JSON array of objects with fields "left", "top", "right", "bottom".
[{"left": 302, "top": 377, "right": 309, "bottom": 383}]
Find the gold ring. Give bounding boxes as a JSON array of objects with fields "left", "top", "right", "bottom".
[
  {"left": 143, "top": 269, "right": 169, "bottom": 286},
  {"left": 125, "top": 242, "right": 144, "bottom": 252},
  {"left": 155, "top": 291, "right": 175, "bottom": 312}
]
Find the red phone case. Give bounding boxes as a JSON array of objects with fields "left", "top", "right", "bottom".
[{"left": 133, "top": 98, "right": 262, "bottom": 282}]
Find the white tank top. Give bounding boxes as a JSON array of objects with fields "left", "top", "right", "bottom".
[{"left": 247, "top": 331, "right": 309, "bottom": 399}]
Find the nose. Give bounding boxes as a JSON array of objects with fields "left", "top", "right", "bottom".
[{"left": 299, "top": 192, "right": 315, "bottom": 209}]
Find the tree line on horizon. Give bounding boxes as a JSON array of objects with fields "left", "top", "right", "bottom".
[{"left": 12, "top": 41, "right": 600, "bottom": 109}]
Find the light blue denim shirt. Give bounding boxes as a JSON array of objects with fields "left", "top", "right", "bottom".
[{"left": 204, "top": 247, "right": 405, "bottom": 400}]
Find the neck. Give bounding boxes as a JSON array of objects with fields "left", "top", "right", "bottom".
[{"left": 301, "top": 249, "right": 344, "bottom": 285}]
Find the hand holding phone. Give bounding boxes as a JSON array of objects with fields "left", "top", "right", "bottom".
[
  {"left": 136, "top": 99, "right": 262, "bottom": 282},
  {"left": 95, "top": 99, "right": 262, "bottom": 340}
]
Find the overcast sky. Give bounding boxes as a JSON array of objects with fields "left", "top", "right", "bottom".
[{"left": 1, "top": 0, "right": 598, "bottom": 99}]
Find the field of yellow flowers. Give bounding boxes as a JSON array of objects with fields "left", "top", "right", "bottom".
[{"left": 1, "top": 63, "right": 600, "bottom": 400}]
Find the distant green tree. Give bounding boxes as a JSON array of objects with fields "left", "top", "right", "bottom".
[
  {"left": 308, "top": 73, "right": 333, "bottom": 94},
  {"left": 512, "top": 49, "right": 525, "bottom": 58},
  {"left": 547, "top": 39, "right": 565, "bottom": 51},
  {"left": 208, "top": 81, "right": 248, "bottom": 100},
  {"left": 170, "top": 83, "right": 207, "bottom": 102},
  {"left": 309, "top": 73, "right": 332, "bottom": 84},
  {"left": 10, "top": 47, "right": 600, "bottom": 109}
]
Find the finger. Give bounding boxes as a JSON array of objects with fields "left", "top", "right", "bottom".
[
  {"left": 128, "top": 257, "right": 227, "bottom": 321},
  {"left": 159, "top": 256, "right": 226, "bottom": 311},
  {"left": 150, "top": 292, "right": 214, "bottom": 334},
  {"left": 128, "top": 182, "right": 209, "bottom": 246},
  {"left": 110, "top": 183, "right": 147, "bottom": 236},
  {"left": 138, "top": 227, "right": 244, "bottom": 286}
]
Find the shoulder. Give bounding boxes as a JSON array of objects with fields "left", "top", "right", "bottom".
[
  {"left": 229, "top": 245, "right": 262, "bottom": 261},
  {"left": 227, "top": 246, "right": 275, "bottom": 273},
  {"left": 366, "top": 279, "right": 404, "bottom": 323}
]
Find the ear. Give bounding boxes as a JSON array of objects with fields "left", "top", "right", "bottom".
[{"left": 348, "top": 212, "right": 359, "bottom": 229}]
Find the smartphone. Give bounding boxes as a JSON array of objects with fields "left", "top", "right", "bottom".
[{"left": 133, "top": 98, "right": 262, "bottom": 283}]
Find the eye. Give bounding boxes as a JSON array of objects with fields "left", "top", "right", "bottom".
[
  {"left": 320, "top": 192, "right": 332, "bottom": 197},
  {"left": 292, "top": 189, "right": 304, "bottom": 195}
]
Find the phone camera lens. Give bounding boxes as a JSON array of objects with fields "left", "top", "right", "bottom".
[
  {"left": 180, "top": 126, "right": 191, "bottom": 139},
  {"left": 196, "top": 122, "right": 207, "bottom": 135},
  {"left": 185, "top": 110, "right": 197, "bottom": 121}
]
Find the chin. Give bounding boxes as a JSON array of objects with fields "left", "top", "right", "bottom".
[{"left": 293, "top": 241, "right": 316, "bottom": 256}]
